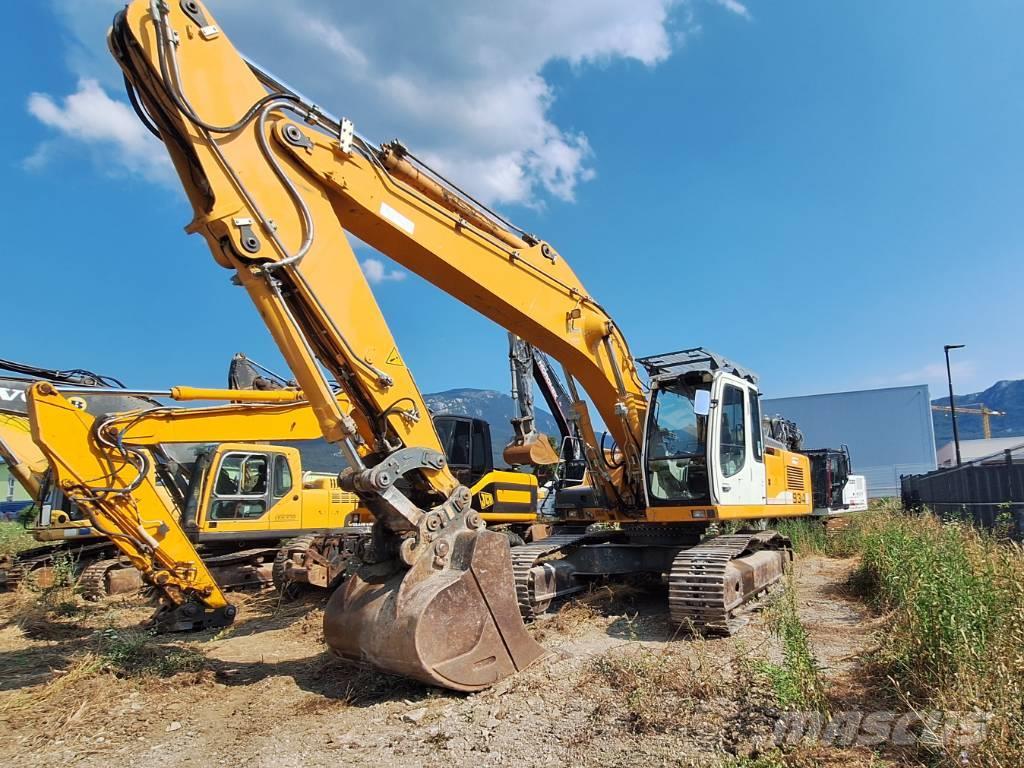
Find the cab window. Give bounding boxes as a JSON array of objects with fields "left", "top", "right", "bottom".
[
  {"left": 719, "top": 385, "right": 746, "bottom": 477},
  {"left": 748, "top": 390, "right": 763, "bottom": 462},
  {"left": 646, "top": 382, "right": 710, "bottom": 503},
  {"left": 447, "top": 420, "right": 472, "bottom": 467},
  {"left": 471, "top": 420, "right": 489, "bottom": 476},
  {"left": 209, "top": 452, "right": 268, "bottom": 521},
  {"left": 273, "top": 455, "right": 293, "bottom": 498}
]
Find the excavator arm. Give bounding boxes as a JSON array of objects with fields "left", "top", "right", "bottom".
[
  {"left": 504, "top": 333, "right": 560, "bottom": 467},
  {"left": 503, "top": 333, "right": 586, "bottom": 469},
  {"left": 0, "top": 358, "right": 156, "bottom": 504},
  {"left": 109, "top": 1, "right": 646, "bottom": 513}
]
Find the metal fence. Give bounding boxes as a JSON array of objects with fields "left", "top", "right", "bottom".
[{"left": 901, "top": 442, "right": 1024, "bottom": 541}]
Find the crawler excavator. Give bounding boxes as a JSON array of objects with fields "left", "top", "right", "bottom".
[
  {"left": 111, "top": 0, "right": 813, "bottom": 690},
  {"left": 0, "top": 358, "right": 182, "bottom": 589},
  {"left": 27, "top": 382, "right": 373, "bottom": 629},
  {"left": 1, "top": 356, "right": 368, "bottom": 595}
]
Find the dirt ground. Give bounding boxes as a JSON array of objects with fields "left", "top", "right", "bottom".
[{"left": 0, "top": 557, "right": 888, "bottom": 768}]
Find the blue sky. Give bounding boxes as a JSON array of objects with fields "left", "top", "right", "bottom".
[{"left": 1, "top": 0, "right": 1021, "bottom": 403}]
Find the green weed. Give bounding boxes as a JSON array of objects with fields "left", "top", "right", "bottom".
[
  {"left": 802, "top": 508, "right": 1024, "bottom": 767},
  {"left": 0, "top": 519, "right": 36, "bottom": 556},
  {"left": 756, "top": 569, "right": 827, "bottom": 713},
  {"left": 96, "top": 628, "right": 207, "bottom": 678}
]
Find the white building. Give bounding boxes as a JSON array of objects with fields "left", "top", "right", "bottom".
[{"left": 936, "top": 437, "right": 1024, "bottom": 468}]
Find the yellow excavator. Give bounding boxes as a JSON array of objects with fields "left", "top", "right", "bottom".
[
  {"left": 27, "top": 382, "right": 372, "bottom": 629},
  {"left": 1, "top": 357, "right": 368, "bottom": 596},
  {"left": 111, "top": 0, "right": 813, "bottom": 689},
  {"left": 0, "top": 359, "right": 183, "bottom": 589}
]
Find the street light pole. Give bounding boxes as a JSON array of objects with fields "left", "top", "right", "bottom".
[{"left": 944, "top": 344, "right": 965, "bottom": 467}]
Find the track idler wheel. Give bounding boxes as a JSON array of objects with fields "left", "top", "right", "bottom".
[{"left": 324, "top": 511, "right": 548, "bottom": 692}]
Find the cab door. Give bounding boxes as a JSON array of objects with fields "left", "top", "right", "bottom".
[{"left": 710, "top": 375, "right": 767, "bottom": 507}]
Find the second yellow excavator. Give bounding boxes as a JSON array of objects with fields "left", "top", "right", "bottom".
[
  {"left": 27, "top": 382, "right": 372, "bottom": 629},
  {"left": 1, "top": 356, "right": 369, "bottom": 596},
  {"left": 112, "top": 0, "right": 814, "bottom": 689}
]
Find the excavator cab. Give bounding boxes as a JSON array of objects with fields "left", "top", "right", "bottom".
[
  {"left": 803, "top": 445, "right": 868, "bottom": 515},
  {"left": 433, "top": 416, "right": 491, "bottom": 485},
  {"left": 185, "top": 443, "right": 358, "bottom": 540},
  {"left": 639, "top": 349, "right": 807, "bottom": 518},
  {"left": 645, "top": 374, "right": 713, "bottom": 506},
  {"left": 433, "top": 415, "right": 538, "bottom": 525}
]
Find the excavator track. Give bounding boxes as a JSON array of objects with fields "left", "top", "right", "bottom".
[
  {"left": 668, "top": 532, "right": 791, "bottom": 634},
  {"left": 510, "top": 531, "right": 591, "bottom": 620},
  {"left": 0, "top": 541, "right": 117, "bottom": 592},
  {"left": 78, "top": 558, "right": 122, "bottom": 600},
  {"left": 272, "top": 534, "right": 317, "bottom": 598},
  {"left": 200, "top": 547, "right": 277, "bottom": 591}
]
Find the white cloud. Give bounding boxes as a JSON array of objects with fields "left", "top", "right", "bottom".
[
  {"left": 361, "top": 258, "right": 407, "bottom": 284},
  {"left": 863, "top": 359, "right": 980, "bottom": 396},
  {"left": 893, "top": 360, "right": 977, "bottom": 386},
  {"left": 34, "top": 0, "right": 703, "bottom": 206},
  {"left": 713, "top": 0, "right": 752, "bottom": 20},
  {"left": 25, "top": 78, "right": 172, "bottom": 183}
]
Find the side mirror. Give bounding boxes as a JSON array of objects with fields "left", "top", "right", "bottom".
[{"left": 694, "top": 389, "right": 711, "bottom": 416}]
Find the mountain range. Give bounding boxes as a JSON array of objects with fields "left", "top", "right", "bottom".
[
  {"left": 286, "top": 379, "right": 1024, "bottom": 471},
  {"left": 931, "top": 379, "right": 1024, "bottom": 446}
]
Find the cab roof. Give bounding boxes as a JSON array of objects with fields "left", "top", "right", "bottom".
[{"left": 636, "top": 347, "right": 758, "bottom": 384}]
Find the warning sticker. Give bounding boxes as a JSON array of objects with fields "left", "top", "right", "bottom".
[{"left": 386, "top": 347, "right": 404, "bottom": 367}]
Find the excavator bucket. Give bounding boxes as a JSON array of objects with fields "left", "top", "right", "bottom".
[
  {"left": 502, "top": 431, "right": 560, "bottom": 468},
  {"left": 324, "top": 526, "right": 547, "bottom": 691}
]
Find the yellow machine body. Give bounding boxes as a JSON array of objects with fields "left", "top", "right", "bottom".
[
  {"left": 190, "top": 442, "right": 362, "bottom": 540},
  {"left": 26, "top": 383, "right": 368, "bottom": 629},
  {"left": 467, "top": 470, "right": 538, "bottom": 524}
]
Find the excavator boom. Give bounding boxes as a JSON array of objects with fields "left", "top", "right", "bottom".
[{"left": 111, "top": 0, "right": 549, "bottom": 689}]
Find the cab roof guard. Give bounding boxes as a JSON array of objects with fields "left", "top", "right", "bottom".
[{"left": 636, "top": 348, "right": 758, "bottom": 384}]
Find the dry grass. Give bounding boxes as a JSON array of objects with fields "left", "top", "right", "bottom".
[
  {"left": 2, "top": 628, "right": 207, "bottom": 712},
  {"left": 532, "top": 595, "right": 602, "bottom": 641},
  {"left": 585, "top": 640, "right": 736, "bottom": 735},
  {"left": 8, "top": 581, "right": 84, "bottom": 639}
]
